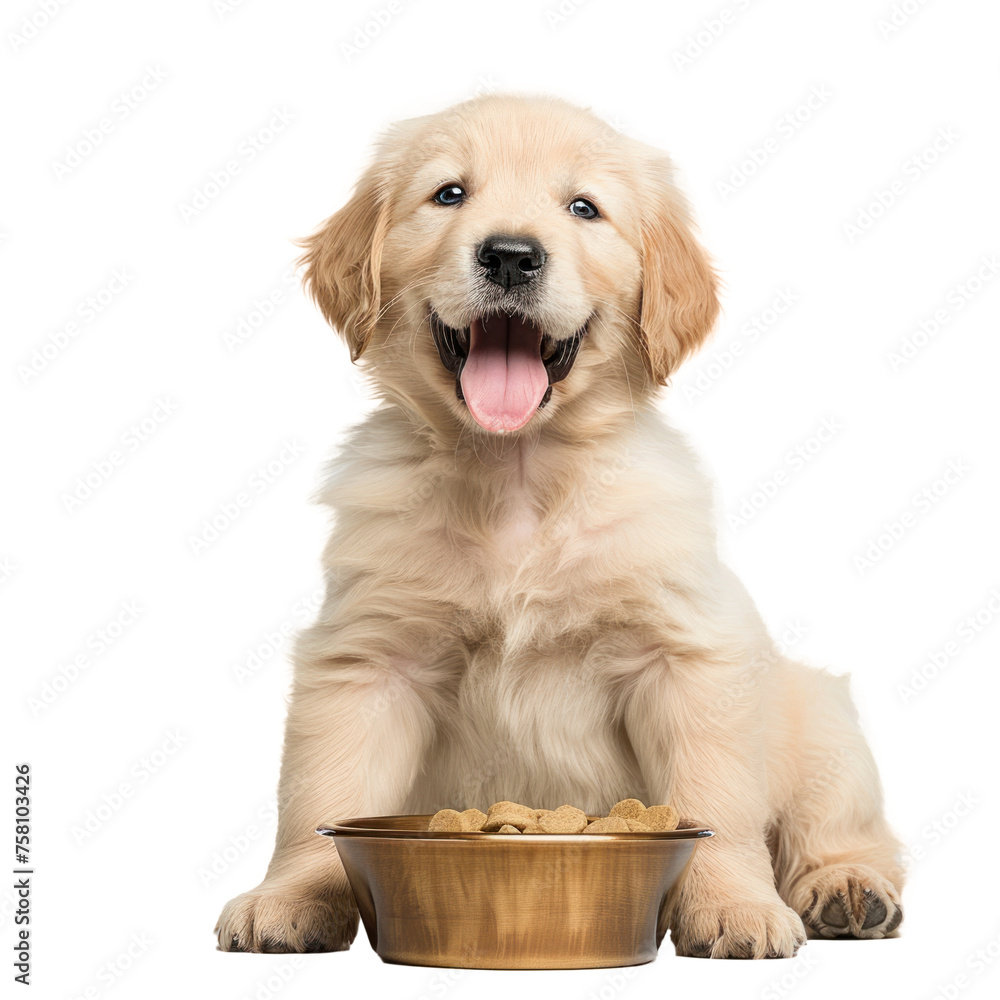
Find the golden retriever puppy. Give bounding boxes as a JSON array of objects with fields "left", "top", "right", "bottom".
[{"left": 216, "top": 94, "right": 904, "bottom": 958}]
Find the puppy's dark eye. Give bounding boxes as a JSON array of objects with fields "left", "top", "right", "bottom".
[
  {"left": 568, "top": 197, "right": 599, "bottom": 219},
  {"left": 433, "top": 184, "right": 466, "bottom": 206}
]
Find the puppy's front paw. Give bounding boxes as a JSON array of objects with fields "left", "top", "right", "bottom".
[
  {"left": 216, "top": 886, "right": 359, "bottom": 953},
  {"left": 671, "top": 898, "right": 806, "bottom": 959},
  {"left": 797, "top": 864, "right": 902, "bottom": 939}
]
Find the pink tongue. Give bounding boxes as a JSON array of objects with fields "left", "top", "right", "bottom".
[{"left": 459, "top": 314, "right": 548, "bottom": 432}]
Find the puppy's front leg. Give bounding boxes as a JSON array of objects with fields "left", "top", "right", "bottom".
[
  {"left": 216, "top": 632, "right": 440, "bottom": 953},
  {"left": 626, "top": 649, "right": 805, "bottom": 959}
]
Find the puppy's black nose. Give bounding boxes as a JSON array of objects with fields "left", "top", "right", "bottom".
[{"left": 476, "top": 234, "right": 547, "bottom": 289}]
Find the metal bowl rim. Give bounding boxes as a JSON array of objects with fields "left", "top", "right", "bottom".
[{"left": 316, "top": 814, "right": 715, "bottom": 841}]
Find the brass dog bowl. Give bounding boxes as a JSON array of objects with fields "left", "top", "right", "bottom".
[{"left": 317, "top": 814, "right": 713, "bottom": 970}]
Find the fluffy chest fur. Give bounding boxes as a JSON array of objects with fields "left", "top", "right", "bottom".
[
  {"left": 326, "top": 410, "right": 714, "bottom": 607},
  {"left": 320, "top": 407, "right": 720, "bottom": 810}
]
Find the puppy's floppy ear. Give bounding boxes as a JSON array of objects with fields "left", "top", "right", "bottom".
[
  {"left": 637, "top": 156, "right": 719, "bottom": 384},
  {"left": 297, "top": 164, "right": 389, "bottom": 361}
]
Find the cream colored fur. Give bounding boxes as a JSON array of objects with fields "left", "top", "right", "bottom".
[{"left": 216, "top": 94, "right": 904, "bottom": 959}]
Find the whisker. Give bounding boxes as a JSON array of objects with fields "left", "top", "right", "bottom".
[{"left": 375, "top": 268, "right": 440, "bottom": 324}]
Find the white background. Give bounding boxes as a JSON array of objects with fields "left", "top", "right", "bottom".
[{"left": 4, "top": 0, "right": 1000, "bottom": 997}]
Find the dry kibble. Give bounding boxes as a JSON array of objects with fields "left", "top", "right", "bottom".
[
  {"left": 483, "top": 810, "right": 536, "bottom": 832},
  {"left": 609, "top": 798, "right": 646, "bottom": 820},
  {"left": 482, "top": 801, "right": 534, "bottom": 831},
  {"left": 537, "top": 805, "right": 588, "bottom": 834},
  {"left": 427, "top": 799, "right": 681, "bottom": 834},
  {"left": 486, "top": 801, "right": 534, "bottom": 819},
  {"left": 586, "top": 816, "right": 630, "bottom": 833},
  {"left": 459, "top": 808, "right": 487, "bottom": 831},
  {"left": 428, "top": 809, "right": 465, "bottom": 832},
  {"left": 643, "top": 805, "right": 679, "bottom": 831}
]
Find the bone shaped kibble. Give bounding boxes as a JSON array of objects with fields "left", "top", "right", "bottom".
[{"left": 427, "top": 798, "right": 680, "bottom": 833}]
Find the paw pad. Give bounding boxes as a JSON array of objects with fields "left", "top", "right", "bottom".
[{"left": 801, "top": 867, "right": 903, "bottom": 939}]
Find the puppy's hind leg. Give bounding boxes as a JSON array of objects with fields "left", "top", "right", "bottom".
[{"left": 772, "top": 665, "right": 905, "bottom": 940}]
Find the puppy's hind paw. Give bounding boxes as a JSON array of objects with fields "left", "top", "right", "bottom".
[{"left": 797, "top": 864, "right": 902, "bottom": 939}]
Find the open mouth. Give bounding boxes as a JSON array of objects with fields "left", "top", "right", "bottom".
[{"left": 430, "top": 311, "right": 588, "bottom": 433}]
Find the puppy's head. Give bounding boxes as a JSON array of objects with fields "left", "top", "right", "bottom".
[{"left": 300, "top": 95, "right": 718, "bottom": 436}]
